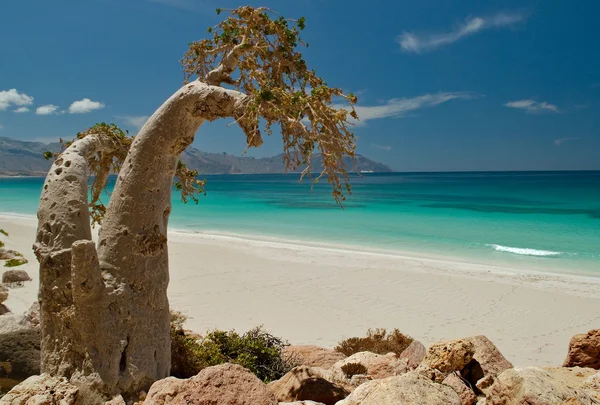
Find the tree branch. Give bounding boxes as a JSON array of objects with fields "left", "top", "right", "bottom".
[{"left": 204, "top": 39, "right": 247, "bottom": 86}]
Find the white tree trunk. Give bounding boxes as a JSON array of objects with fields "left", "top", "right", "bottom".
[{"left": 36, "top": 81, "right": 247, "bottom": 400}]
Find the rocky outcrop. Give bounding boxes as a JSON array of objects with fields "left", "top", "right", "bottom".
[
  {"left": 399, "top": 340, "right": 426, "bottom": 370},
  {"left": 337, "top": 373, "right": 462, "bottom": 405},
  {"left": 268, "top": 366, "right": 349, "bottom": 405},
  {"left": 143, "top": 363, "right": 278, "bottom": 405},
  {"left": 1, "top": 269, "right": 32, "bottom": 286},
  {"left": 331, "top": 351, "right": 409, "bottom": 381},
  {"left": 486, "top": 366, "right": 600, "bottom": 405},
  {"left": 563, "top": 329, "right": 600, "bottom": 370},
  {"left": 0, "top": 249, "right": 21, "bottom": 261},
  {"left": 443, "top": 373, "right": 477, "bottom": 405},
  {"left": 283, "top": 345, "right": 345, "bottom": 369},
  {"left": 0, "top": 374, "right": 79, "bottom": 404}
]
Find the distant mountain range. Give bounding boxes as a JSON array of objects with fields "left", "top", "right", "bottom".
[{"left": 0, "top": 136, "right": 392, "bottom": 176}]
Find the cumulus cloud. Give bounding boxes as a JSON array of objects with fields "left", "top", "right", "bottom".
[
  {"left": 504, "top": 99, "right": 560, "bottom": 113},
  {"left": 337, "top": 92, "right": 477, "bottom": 125},
  {"left": 117, "top": 115, "right": 150, "bottom": 129},
  {"left": 398, "top": 12, "right": 526, "bottom": 53},
  {"left": 14, "top": 107, "right": 30, "bottom": 113},
  {"left": 68, "top": 98, "right": 105, "bottom": 114},
  {"left": 554, "top": 137, "right": 580, "bottom": 146},
  {"left": 36, "top": 104, "right": 61, "bottom": 115},
  {"left": 0, "top": 89, "right": 34, "bottom": 111}
]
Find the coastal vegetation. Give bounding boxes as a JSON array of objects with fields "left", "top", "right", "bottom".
[
  {"left": 30, "top": 6, "right": 358, "bottom": 401},
  {"left": 334, "top": 328, "right": 414, "bottom": 357},
  {"left": 3, "top": 258, "right": 27, "bottom": 268}
]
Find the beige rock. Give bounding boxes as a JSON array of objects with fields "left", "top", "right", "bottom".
[
  {"left": 283, "top": 345, "right": 345, "bottom": 369},
  {"left": 399, "top": 340, "right": 426, "bottom": 369},
  {"left": 104, "top": 395, "right": 127, "bottom": 405},
  {"left": 563, "top": 329, "right": 600, "bottom": 370},
  {"left": 337, "top": 373, "right": 462, "bottom": 405},
  {"left": 279, "top": 402, "right": 326, "bottom": 405},
  {"left": 443, "top": 373, "right": 477, "bottom": 405},
  {"left": 268, "top": 366, "right": 349, "bottom": 405},
  {"left": 486, "top": 366, "right": 600, "bottom": 405},
  {"left": 0, "top": 249, "right": 21, "bottom": 261},
  {"left": 143, "top": 363, "right": 278, "bottom": 405},
  {"left": 422, "top": 340, "right": 474, "bottom": 373},
  {"left": 331, "top": 351, "right": 409, "bottom": 381},
  {"left": 0, "top": 284, "right": 7, "bottom": 304},
  {"left": 0, "top": 374, "right": 79, "bottom": 404}
]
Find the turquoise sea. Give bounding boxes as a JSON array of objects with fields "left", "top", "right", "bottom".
[{"left": 1, "top": 171, "right": 599, "bottom": 275}]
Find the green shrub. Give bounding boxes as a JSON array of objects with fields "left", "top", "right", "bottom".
[
  {"left": 335, "top": 328, "right": 413, "bottom": 357},
  {"left": 0, "top": 230, "right": 8, "bottom": 237},
  {"left": 0, "top": 241, "right": 4, "bottom": 248},
  {"left": 170, "top": 311, "right": 296, "bottom": 382},
  {"left": 341, "top": 362, "right": 367, "bottom": 378},
  {"left": 4, "top": 258, "right": 28, "bottom": 268}
]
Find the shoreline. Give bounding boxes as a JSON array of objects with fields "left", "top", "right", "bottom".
[{"left": 1, "top": 213, "right": 600, "bottom": 366}]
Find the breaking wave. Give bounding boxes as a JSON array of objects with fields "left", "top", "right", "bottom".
[{"left": 485, "top": 244, "right": 562, "bottom": 257}]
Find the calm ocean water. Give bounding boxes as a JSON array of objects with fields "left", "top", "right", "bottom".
[{"left": 1, "top": 172, "right": 599, "bottom": 275}]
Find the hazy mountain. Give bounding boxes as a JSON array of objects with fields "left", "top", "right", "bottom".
[{"left": 0, "top": 136, "right": 392, "bottom": 176}]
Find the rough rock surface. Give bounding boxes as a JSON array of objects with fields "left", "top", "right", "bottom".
[
  {"left": 283, "top": 346, "right": 345, "bottom": 369},
  {"left": 279, "top": 402, "right": 326, "bottom": 405},
  {"left": 268, "top": 366, "right": 349, "bottom": 405},
  {"left": 0, "top": 249, "right": 22, "bottom": 261},
  {"left": 1, "top": 269, "right": 31, "bottom": 285},
  {"left": 0, "top": 374, "right": 79, "bottom": 404},
  {"left": 0, "top": 285, "right": 7, "bottom": 304},
  {"left": 331, "top": 351, "right": 409, "bottom": 380},
  {"left": 143, "top": 363, "right": 278, "bottom": 405},
  {"left": 337, "top": 373, "right": 462, "bottom": 405},
  {"left": 423, "top": 340, "right": 475, "bottom": 373},
  {"left": 399, "top": 340, "right": 426, "bottom": 370},
  {"left": 563, "top": 329, "right": 600, "bottom": 370},
  {"left": 0, "top": 327, "right": 41, "bottom": 383},
  {"left": 486, "top": 366, "right": 600, "bottom": 405},
  {"left": 443, "top": 373, "right": 477, "bottom": 405}
]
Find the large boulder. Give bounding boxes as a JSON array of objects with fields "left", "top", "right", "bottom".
[
  {"left": 268, "top": 366, "right": 349, "bottom": 405},
  {"left": 283, "top": 346, "right": 345, "bottom": 369},
  {"left": 486, "top": 366, "right": 600, "bottom": 405},
  {"left": 443, "top": 373, "right": 477, "bottom": 405},
  {"left": 1, "top": 269, "right": 31, "bottom": 286},
  {"left": 399, "top": 340, "right": 426, "bottom": 370},
  {"left": 143, "top": 363, "right": 278, "bottom": 405},
  {"left": 422, "top": 336, "right": 512, "bottom": 393},
  {"left": 422, "top": 339, "right": 474, "bottom": 373},
  {"left": 0, "top": 327, "right": 41, "bottom": 384},
  {"left": 337, "top": 373, "right": 462, "bottom": 405},
  {"left": 563, "top": 329, "right": 600, "bottom": 370},
  {"left": 0, "top": 374, "right": 79, "bottom": 404},
  {"left": 331, "top": 351, "right": 409, "bottom": 381}
]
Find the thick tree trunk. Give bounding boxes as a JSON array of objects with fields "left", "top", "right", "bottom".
[{"left": 36, "top": 80, "right": 247, "bottom": 400}]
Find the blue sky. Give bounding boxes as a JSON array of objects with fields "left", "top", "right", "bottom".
[{"left": 1, "top": 0, "right": 599, "bottom": 171}]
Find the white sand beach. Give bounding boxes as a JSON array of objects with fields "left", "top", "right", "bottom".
[{"left": 1, "top": 214, "right": 599, "bottom": 367}]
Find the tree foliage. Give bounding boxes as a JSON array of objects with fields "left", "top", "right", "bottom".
[{"left": 182, "top": 6, "right": 358, "bottom": 204}]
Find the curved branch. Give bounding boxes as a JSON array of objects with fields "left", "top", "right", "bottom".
[{"left": 204, "top": 40, "right": 247, "bottom": 86}]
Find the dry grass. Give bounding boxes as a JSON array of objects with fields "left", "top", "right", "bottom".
[{"left": 334, "top": 328, "right": 414, "bottom": 357}]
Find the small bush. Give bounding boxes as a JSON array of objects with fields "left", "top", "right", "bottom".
[
  {"left": 341, "top": 362, "right": 367, "bottom": 378},
  {"left": 4, "top": 258, "right": 28, "bottom": 268},
  {"left": 334, "top": 328, "right": 413, "bottom": 357},
  {"left": 170, "top": 310, "right": 296, "bottom": 382},
  {"left": 0, "top": 230, "right": 7, "bottom": 237},
  {"left": 0, "top": 241, "right": 4, "bottom": 248}
]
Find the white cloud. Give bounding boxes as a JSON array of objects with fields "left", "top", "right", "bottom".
[
  {"left": 117, "top": 115, "right": 150, "bottom": 129},
  {"left": 0, "top": 89, "right": 34, "bottom": 111},
  {"left": 554, "top": 137, "right": 580, "bottom": 146},
  {"left": 399, "top": 12, "right": 526, "bottom": 53},
  {"left": 372, "top": 144, "right": 392, "bottom": 151},
  {"left": 36, "top": 104, "right": 60, "bottom": 115},
  {"left": 504, "top": 99, "right": 560, "bottom": 113},
  {"left": 14, "top": 106, "right": 30, "bottom": 113},
  {"left": 338, "top": 92, "right": 477, "bottom": 125},
  {"left": 68, "top": 98, "right": 105, "bottom": 114}
]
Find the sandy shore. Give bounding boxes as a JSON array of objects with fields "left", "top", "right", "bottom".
[{"left": 1, "top": 214, "right": 599, "bottom": 367}]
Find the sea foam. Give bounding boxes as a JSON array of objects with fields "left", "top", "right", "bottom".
[{"left": 486, "top": 244, "right": 562, "bottom": 257}]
